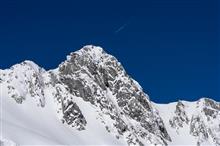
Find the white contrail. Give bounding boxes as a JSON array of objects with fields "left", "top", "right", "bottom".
[
  {"left": 114, "top": 22, "right": 129, "bottom": 34},
  {"left": 114, "top": 17, "right": 133, "bottom": 34}
]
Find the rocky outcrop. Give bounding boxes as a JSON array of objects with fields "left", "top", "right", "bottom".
[{"left": 169, "top": 101, "right": 189, "bottom": 129}]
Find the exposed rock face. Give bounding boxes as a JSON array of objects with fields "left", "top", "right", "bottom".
[{"left": 169, "top": 101, "right": 189, "bottom": 129}]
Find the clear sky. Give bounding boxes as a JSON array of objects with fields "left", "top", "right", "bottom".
[{"left": 0, "top": 0, "right": 219, "bottom": 103}]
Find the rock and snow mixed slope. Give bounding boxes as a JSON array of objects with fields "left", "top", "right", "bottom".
[
  {"left": 0, "top": 45, "right": 219, "bottom": 146},
  {"left": 155, "top": 98, "right": 220, "bottom": 146}
]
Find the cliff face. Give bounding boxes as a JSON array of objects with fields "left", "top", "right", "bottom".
[{"left": 0, "top": 45, "right": 219, "bottom": 146}]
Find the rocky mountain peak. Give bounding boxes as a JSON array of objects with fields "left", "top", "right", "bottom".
[
  {"left": 51, "top": 45, "right": 171, "bottom": 145},
  {"left": 65, "top": 45, "right": 109, "bottom": 67}
]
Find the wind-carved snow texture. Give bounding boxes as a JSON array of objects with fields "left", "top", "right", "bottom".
[
  {"left": 0, "top": 138, "right": 17, "bottom": 146},
  {"left": 0, "top": 45, "right": 219, "bottom": 146}
]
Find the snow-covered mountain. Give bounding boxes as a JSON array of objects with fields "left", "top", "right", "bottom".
[
  {"left": 0, "top": 45, "right": 219, "bottom": 146},
  {"left": 155, "top": 98, "right": 220, "bottom": 146}
]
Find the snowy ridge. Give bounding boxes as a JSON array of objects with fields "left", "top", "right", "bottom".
[
  {"left": 155, "top": 98, "right": 220, "bottom": 146},
  {"left": 0, "top": 45, "right": 219, "bottom": 146}
]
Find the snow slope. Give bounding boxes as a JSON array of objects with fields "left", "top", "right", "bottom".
[{"left": 1, "top": 74, "right": 125, "bottom": 145}]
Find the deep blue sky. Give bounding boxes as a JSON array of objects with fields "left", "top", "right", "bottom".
[{"left": 0, "top": 0, "right": 219, "bottom": 103}]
